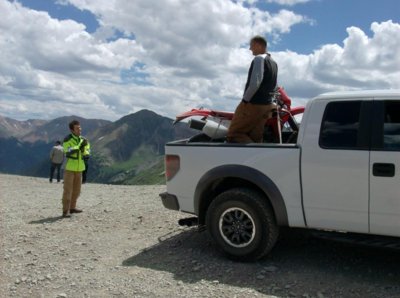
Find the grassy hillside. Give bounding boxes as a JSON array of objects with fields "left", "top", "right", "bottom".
[
  {"left": 1, "top": 110, "right": 195, "bottom": 185},
  {"left": 123, "top": 158, "right": 165, "bottom": 185},
  {"left": 90, "top": 145, "right": 165, "bottom": 185}
]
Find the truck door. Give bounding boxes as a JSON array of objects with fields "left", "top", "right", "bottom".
[
  {"left": 301, "top": 100, "right": 371, "bottom": 233},
  {"left": 369, "top": 100, "right": 400, "bottom": 236}
]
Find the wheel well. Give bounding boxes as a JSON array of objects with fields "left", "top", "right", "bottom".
[{"left": 198, "top": 177, "right": 275, "bottom": 225}]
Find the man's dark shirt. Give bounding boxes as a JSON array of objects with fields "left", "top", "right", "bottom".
[{"left": 243, "top": 54, "right": 278, "bottom": 105}]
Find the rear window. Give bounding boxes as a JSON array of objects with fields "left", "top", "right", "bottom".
[
  {"left": 319, "top": 101, "right": 362, "bottom": 149},
  {"left": 383, "top": 101, "right": 400, "bottom": 150}
]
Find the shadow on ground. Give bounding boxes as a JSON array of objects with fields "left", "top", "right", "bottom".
[
  {"left": 29, "top": 216, "right": 64, "bottom": 224},
  {"left": 123, "top": 228, "right": 400, "bottom": 297}
]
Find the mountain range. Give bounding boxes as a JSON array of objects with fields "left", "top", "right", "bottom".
[{"left": 0, "top": 110, "right": 195, "bottom": 184}]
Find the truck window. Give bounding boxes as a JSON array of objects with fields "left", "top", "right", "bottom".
[
  {"left": 383, "top": 101, "right": 400, "bottom": 150},
  {"left": 319, "top": 101, "right": 362, "bottom": 149}
]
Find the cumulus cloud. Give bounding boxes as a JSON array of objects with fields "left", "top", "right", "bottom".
[
  {"left": 62, "top": 0, "right": 308, "bottom": 75},
  {"left": 276, "top": 20, "right": 400, "bottom": 101},
  {"left": 0, "top": 0, "right": 310, "bottom": 120},
  {"left": 0, "top": 0, "right": 399, "bottom": 122}
]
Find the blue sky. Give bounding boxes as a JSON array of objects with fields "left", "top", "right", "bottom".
[
  {"left": 0, "top": 0, "right": 399, "bottom": 121},
  {"left": 266, "top": 0, "right": 400, "bottom": 53},
  {"left": 16, "top": 0, "right": 100, "bottom": 32}
]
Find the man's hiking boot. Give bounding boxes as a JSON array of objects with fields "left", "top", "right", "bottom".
[
  {"left": 70, "top": 208, "right": 82, "bottom": 214},
  {"left": 62, "top": 212, "right": 71, "bottom": 218}
]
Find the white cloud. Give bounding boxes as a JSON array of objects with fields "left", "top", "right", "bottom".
[
  {"left": 0, "top": 0, "right": 399, "bottom": 122},
  {"left": 0, "top": 0, "right": 310, "bottom": 120},
  {"left": 275, "top": 20, "right": 400, "bottom": 103},
  {"left": 63, "top": 0, "right": 308, "bottom": 75}
]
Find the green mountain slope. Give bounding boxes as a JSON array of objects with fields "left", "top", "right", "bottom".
[{"left": 0, "top": 110, "right": 196, "bottom": 185}]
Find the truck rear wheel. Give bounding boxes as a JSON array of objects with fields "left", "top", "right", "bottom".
[{"left": 205, "top": 188, "right": 279, "bottom": 261}]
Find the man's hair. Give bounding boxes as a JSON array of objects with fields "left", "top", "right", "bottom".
[
  {"left": 55, "top": 140, "right": 61, "bottom": 145},
  {"left": 69, "top": 120, "right": 80, "bottom": 130},
  {"left": 251, "top": 35, "right": 267, "bottom": 48}
]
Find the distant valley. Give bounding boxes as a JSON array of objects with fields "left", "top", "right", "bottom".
[{"left": 0, "top": 110, "right": 196, "bottom": 184}]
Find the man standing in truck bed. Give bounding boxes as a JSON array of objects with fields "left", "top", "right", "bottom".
[{"left": 227, "top": 35, "right": 278, "bottom": 143}]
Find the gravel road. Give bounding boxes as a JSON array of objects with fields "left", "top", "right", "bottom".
[{"left": 1, "top": 174, "right": 399, "bottom": 298}]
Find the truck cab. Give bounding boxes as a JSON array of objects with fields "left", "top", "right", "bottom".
[{"left": 300, "top": 91, "right": 400, "bottom": 237}]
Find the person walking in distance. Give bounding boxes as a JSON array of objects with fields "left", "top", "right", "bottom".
[
  {"left": 61, "top": 120, "right": 88, "bottom": 218},
  {"left": 49, "top": 140, "right": 64, "bottom": 183},
  {"left": 227, "top": 35, "right": 278, "bottom": 143}
]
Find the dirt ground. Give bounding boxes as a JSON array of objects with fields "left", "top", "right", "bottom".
[{"left": 1, "top": 174, "right": 399, "bottom": 298}]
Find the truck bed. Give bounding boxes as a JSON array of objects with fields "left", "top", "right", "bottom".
[{"left": 165, "top": 141, "right": 305, "bottom": 227}]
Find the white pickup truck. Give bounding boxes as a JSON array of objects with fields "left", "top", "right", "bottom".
[{"left": 160, "top": 90, "right": 400, "bottom": 261}]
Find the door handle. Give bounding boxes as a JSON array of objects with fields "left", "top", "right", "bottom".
[{"left": 373, "top": 163, "right": 395, "bottom": 177}]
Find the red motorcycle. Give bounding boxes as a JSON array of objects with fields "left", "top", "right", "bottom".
[{"left": 174, "top": 87, "right": 305, "bottom": 143}]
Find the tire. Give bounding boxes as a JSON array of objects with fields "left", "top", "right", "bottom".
[{"left": 205, "top": 188, "right": 279, "bottom": 261}]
